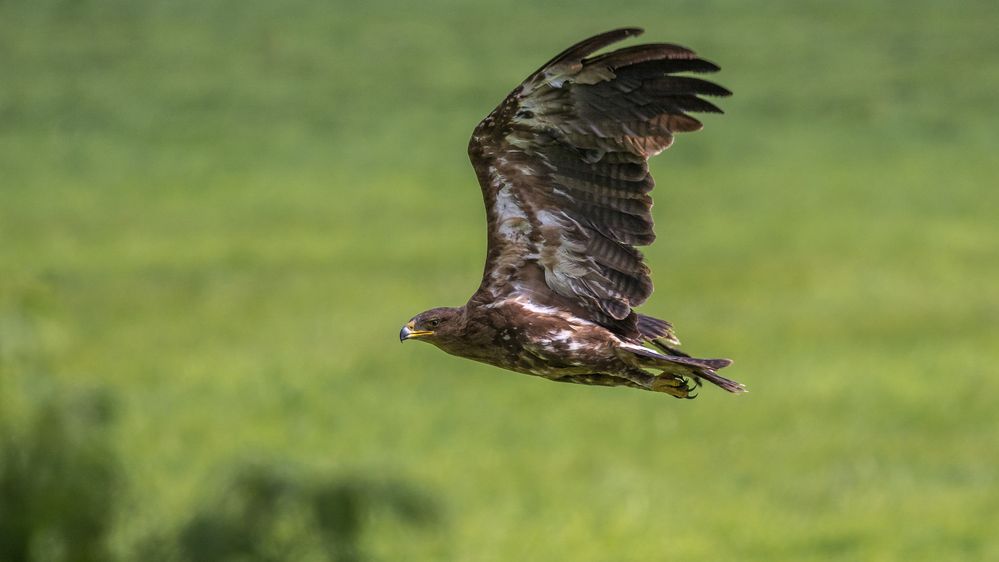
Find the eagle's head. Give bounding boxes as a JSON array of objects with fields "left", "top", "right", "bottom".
[{"left": 400, "top": 307, "right": 464, "bottom": 346}]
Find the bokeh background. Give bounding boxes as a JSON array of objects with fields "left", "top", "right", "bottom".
[{"left": 2, "top": 0, "right": 998, "bottom": 560}]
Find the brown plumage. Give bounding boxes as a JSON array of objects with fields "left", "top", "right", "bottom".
[{"left": 400, "top": 28, "right": 745, "bottom": 398}]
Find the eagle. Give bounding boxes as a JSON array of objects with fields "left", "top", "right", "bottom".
[{"left": 400, "top": 28, "right": 745, "bottom": 398}]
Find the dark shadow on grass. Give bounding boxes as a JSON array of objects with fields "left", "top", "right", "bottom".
[
  {"left": 0, "top": 388, "right": 119, "bottom": 562},
  {"left": 0, "top": 385, "right": 440, "bottom": 562},
  {"left": 142, "top": 463, "right": 440, "bottom": 562}
]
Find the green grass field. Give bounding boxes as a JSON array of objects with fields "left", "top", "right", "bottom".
[{"left": 2, "top": 0, "right": 998, "bottom": 560}]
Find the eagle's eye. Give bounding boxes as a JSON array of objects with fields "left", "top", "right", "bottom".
[{"left": 428, "top": 318, "right": 441, "bottom": 329}]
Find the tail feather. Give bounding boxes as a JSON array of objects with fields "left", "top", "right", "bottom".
[
  {"left": 692, "top": 368, "right": 746, "bottom": 394},
  {"left": 619, "top": 341, "right": 745, "bottom": 394}
]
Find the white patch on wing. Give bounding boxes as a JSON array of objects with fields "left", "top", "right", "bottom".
[
  {"left": 486, "top": 165, "right": 536, "bottom": 295},
  {"left": 483, "top": 295, "right": 599, "bottom": 329},
  {"left": 511, "top": 299, "right": 563, "bottom": 317},
  {"left": 535, "top": 209, "right": 568, "bottom": 230},
  {"left": 619, "top": 342, "right": 668, "bottom": 359},
  {"left": 489, "top": 166, "right": 531, "bottom": 243},
  {"left": 535, "top": 209, "right": 596, "bottom": 303}
]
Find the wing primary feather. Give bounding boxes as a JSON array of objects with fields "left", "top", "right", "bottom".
[
  {"left": 616, "top": 58, "right": 722, "bottom": 78},
  {"left": 584, "top": 43, "right": 700, "bottom": 67},
  {"left": 526, "top": 28, "right": 645, "bottom": 82},
  {"left": 644, "top": 76, "right": 733, "bottom": 97}
]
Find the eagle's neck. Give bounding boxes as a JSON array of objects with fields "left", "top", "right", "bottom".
[{"left": 432, "top": 304, "right": 491, "bottom": 361}]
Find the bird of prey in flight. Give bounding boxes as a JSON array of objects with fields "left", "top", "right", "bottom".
[{"left": 401, "top": 28, "right": 745, "bottom": 398}]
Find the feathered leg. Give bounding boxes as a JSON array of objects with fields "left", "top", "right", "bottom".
[
  {"left": 554, "top": 373, "right": 649, "bottom": 390},
  {"left": 553, "top": 370, "right": 696, "bottom": 397}
]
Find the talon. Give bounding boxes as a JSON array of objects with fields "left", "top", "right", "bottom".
[
  {"left": 651, "top": 373, "right": 697, "bottom": 399},
  {"left": 681, "top": 378, "right": 698, "bottom": 399}
]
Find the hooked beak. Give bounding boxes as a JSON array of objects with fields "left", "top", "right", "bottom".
[{"left": 399, "top": 321, "right": 433, "bottom": 342}]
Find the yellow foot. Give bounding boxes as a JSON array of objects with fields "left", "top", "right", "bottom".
[{"left": 651, "top": 374, "right": 697, "bottom": 399}]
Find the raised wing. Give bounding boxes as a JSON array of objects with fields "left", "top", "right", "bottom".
[{"left": 468, "top": 28, "right": 729, "bottom": 332}]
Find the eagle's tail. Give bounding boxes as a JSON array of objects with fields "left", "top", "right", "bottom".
[
  {"left": 683, "top": 363, "right": 746, "bottom": 394},
  {"left": 619, "top": 338, "right": 746, "bottom": 394}
]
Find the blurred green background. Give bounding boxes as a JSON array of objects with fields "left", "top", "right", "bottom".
[{"left": 2, "top": 0, "right": 998, "bottom": 560}]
